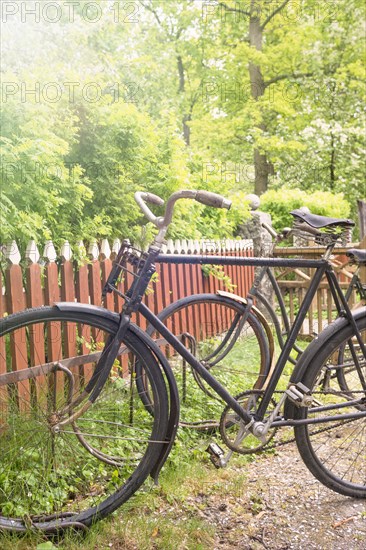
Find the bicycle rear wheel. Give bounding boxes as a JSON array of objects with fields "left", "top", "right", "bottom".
[
  {"left": 143, "top": 294, "right": 271, "bottom": 428},
  {"left": 0, "top": 307, "right": 169, "bottom": 532},
  {"left": 294, "top": 314, "right": 366, "bottom": 498}
]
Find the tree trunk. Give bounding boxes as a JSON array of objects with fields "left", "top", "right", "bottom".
[
  {"left": 329, "top": 132, "right": 336, "bottom": 190},
  {"left": 249, "top": 9, "right": 271, "bottom": 195},
  {"left": 177, "top": 54, "right": 191, "bottom": 146}
]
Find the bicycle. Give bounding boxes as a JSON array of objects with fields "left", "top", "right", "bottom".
[
  {"left": 0, "top": 190, "right": 365, "bottom": 533},
  {"left": 141, "top": 214, "right": 365, "bottom": 429}
]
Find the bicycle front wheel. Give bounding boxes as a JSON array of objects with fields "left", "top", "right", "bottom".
[
  {"left": 0, "top": 307, "right": 169, "bottom": 532},
  {"left": 294, "top": 313, "right": 366, "bottom": 498},
  {"left": 145, "top": 294, "right": 271, "bottom": 428}
]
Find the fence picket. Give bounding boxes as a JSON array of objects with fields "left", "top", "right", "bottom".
[
  {"left": 25, "top": 241, "right": 47, "bottom": 399},
  {"left": 43, "top": 242, "right": 63, "bottom": 395},
  {"left": 60, "top": 242, "right": 77, "bottom": 394},
  {"left": 5, "top": 242, "right": 29, "bottom": 411}
]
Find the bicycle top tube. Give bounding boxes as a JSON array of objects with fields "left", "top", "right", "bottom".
[{"left": 156, "top": 254, "right": 326, "bottom": 269}]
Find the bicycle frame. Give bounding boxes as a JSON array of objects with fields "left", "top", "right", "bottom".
[{"left": 142, "top": 251, "right": 366, "bottom": 425}]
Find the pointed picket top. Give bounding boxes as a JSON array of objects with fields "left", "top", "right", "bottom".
[
  {"left": 187, "top": 239, "right": 194, "bottom": 254},
  {"left": 161, "top": 243, "right": 168, "bottom": 254},
  {"left": 88, "top": 240, "right": 99, "bottom": 262},
  {"left": 5, "top": 241, "right": 21, "bottom": 265},
  {"left": 173, "top": 239, "right": 181, "bottom": 253},
  {"left": 205, "top": 239, "right": 215, "bottom": 254},
  {"left": 43, "top": 240, "right": 57, "bottom": 263},
  {"left": 25, "top": 240, "right": 40, "bottom": 264},
  {"left": 60, "top": 240, "right": 72, "bottom": 262},
  {"left": 193, "top": 239, "right": 201, "bottom": 253},
  {"left": 166, "top": 239, "right": 174, "bottom": 254},
  {"left": 111, "top": 238, "right": 121, "bottom": 259},
  {"left": 180, "top": 239, "right": 188, "bottom": 253},
  {"left": 100, "top": 239, "right": 111, "bottom": 260}
]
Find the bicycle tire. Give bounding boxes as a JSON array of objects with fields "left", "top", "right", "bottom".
[
  {"left": 139, "top": 294, "right": 271, "bottom": 428},
  {"left": 0, "top": 306, "right": 169, "bottom": 532},
  {"left": 294, "top": 314, "right": 366, "bottom": 498}
]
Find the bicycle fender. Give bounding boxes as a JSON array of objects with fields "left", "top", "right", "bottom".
[
  {"left": 216, "top": 290, "right": 276, "bottom": 365},
  {"left": 284, "top": 307, "right": 366, "bottom": 419},
  {"left": 130, "top": 324, "right": 180, "bottom": 482},
  {"left": 55, "top": 302, "right": 120, "bottom": 324}
]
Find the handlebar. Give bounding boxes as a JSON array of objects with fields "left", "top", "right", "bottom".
[
  {"left": 135, "top": 189, "right": 231, "bottom": 227},
  {"left": 135, "top": 189, "right": 231, "bottom": 247}
]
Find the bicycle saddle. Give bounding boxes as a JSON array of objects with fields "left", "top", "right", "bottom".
[
  {"left": 290, "top": 210, "right": 355, "bottom": 228},
  {"left": 346, "top": 249, "right": 366, "bottom": 265}
]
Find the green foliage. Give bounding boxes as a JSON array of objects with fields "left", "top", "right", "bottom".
[
  {"left": 260, "top": 187, "right": 351, "bottom": 230},
  {"left": 0, "top": 0, "right": 364, "bottom": 248}
]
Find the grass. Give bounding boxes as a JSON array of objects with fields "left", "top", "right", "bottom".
[
  {"left": 0, "top": 326, "right": 294, "bottom": 548},
  {"left": 0, "top": 437, "right": 258, "bottom": 550}
]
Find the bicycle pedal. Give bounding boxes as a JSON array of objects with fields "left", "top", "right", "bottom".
[{"left": 206, "top": 442, "right": 225, "bottom": 469}]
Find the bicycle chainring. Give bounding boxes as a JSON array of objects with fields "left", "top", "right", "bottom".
[{"left": 220, "top": 390, "right": 278, "bottom": 454}]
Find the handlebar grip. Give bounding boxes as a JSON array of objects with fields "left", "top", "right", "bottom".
[{"left": 195, "top": 191, "right": 232, "bottom": 210}]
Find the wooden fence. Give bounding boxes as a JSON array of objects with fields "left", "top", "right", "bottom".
[
  {"left": 0, "top": 237, "right": 254, "bottom": 323},
  {"left": 0, "top": 237, "right": 255, "bottom": 410},
  {"left": 273, "top": 237, "right": 366, "bottom": 336}
]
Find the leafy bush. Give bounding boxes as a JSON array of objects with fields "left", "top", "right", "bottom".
[{"left": 259, "top": 188, "right": 351, "bottom": 231}]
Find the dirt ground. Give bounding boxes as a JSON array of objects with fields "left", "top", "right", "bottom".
[{"left": 190, "top": 442, "right": 366, "bottom": 550}]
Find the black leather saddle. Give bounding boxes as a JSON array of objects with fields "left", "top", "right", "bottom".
[
  {"left": 346, "top": 249, "right": 366, "bottom": 265},
  {"left": 290, "top": 210, "right": 355, "bottom": 229}
]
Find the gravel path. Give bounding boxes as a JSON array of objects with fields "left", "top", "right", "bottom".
[{"left": 193, "top": 442, "right": 366, "bottom": 550}]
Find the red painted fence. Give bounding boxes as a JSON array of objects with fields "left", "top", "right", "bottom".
[{"left": 1, "top": 237, "right": 254, "bottom": 320}]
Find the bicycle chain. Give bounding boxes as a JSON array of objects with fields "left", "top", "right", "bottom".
[{"left": 257, "top": 389, "right": 364, "bottom": 451}]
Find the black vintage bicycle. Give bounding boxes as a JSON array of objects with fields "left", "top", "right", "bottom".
[
  {"left": 141, "top": 214, "right": 365, "bottom": 429},
  {"left": 0, "top": 190, "right": 365, "bottom": 533}
]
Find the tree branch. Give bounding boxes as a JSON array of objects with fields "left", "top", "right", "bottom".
[
  {"left": 260, "top": 0, "right": 291, "bottom": 30},
  {"left": 139, "top": 1, "right": 162, "bottom": 27},
  {"left": 218, "top": 2, "right": 250, "bottom": 17},
  {"left": 264, "top": 72, "right": 314, "bottom": 87}
]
